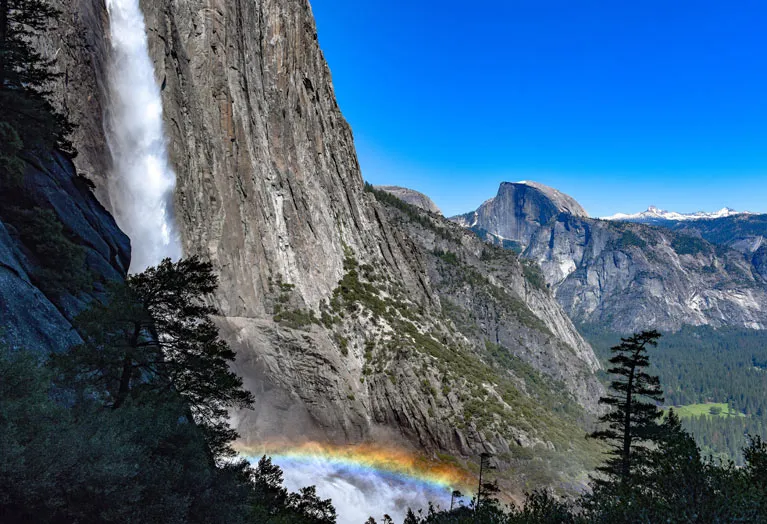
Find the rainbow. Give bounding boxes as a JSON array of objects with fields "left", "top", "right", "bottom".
[{"left": 235, "top": 441, "right": 476, "bottom": 495}]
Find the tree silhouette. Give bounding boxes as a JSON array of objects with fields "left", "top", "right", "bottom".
[
  {"left": 589, "top": 330, "right": 664, "bottom": 484},
  {"left": 54, "top": 257, "right": 254, "bottom": 458},
  {"left": 0, "top": 0, "right": 72, "bottom": 157}
]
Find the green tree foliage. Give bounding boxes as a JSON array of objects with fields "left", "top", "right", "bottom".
[
  {"left": 589, "top": 330, "right": 664, "bottom": 483},
  {"left": 0, "top": 0, "right": 73, "bottom": 162},
  {"left": 402, "top": 430, "right": 767, "bottom": 523},
  {"left": 247, "top": 456, "right": 336, "bottom": 523},
  {"left": 0, "top": 0, "right": 89, "bottom": 301},
  {"left": 3, "top": 206, "right": 90, "bottom": 295},
  {"left": 0, "top": 119, "right": 24, "bottom": 183},
  {"left": 580, "top": 422, "right": 767, "bottom": 523},
  {"left": 0, "top": 341, "right": 338, "bottom": 523},
  {"left": 581, "top": 324, "right": 767, "bottom": 464},
  {"left": 53, "top": 256, "right": 255, "bottom": 458},
  {"left": 0, "top": 259, "right": 338, "bottom": 522},
  {"left": 406, "top": 332, "right": 767, "bottom": 523},
  {"left": 0, "top": 342, "right": 243, "bottom": 522},
  {"left": 400, "top": 488, "right": 575, "bottom": 523},
  {"left": 584, "top": 410, "right": 712, "bottom": 522}
]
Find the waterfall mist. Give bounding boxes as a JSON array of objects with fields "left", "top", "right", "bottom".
[
  {"left": 273, "top": 457, "right": 462, "bottom": 524},
  {"left": 104, "top": 0, "right": 181, "bottom": 273}
]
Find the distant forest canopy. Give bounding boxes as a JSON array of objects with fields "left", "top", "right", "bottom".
[
  {"left": 382, "top": 330, "right": 767, "bottom": 523},
  {"left": 582, "top": 324, "right": 767, "bottom": 463}
]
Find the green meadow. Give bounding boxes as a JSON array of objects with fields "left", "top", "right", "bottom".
[{"left": 667, "top": 403, "right": 747, "bottom": 419}]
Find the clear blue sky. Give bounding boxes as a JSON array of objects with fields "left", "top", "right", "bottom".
[{"left": 311, "top": 1, "right": 766, "bottom": 218}]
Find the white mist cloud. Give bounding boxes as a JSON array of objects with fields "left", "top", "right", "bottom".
[
  {"left": 105, "top": 0, "right": 182, "bottom": 273},
  {"left": 273, "top": 456, "right": 463, "bottom": 524}
]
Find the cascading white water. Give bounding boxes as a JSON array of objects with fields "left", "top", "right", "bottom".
[
  {"left": 101, "top": 4, "right": 464, "bottom": 521},
  {"left": 104, "top": 0, "right": 181, "bottom": 273}
]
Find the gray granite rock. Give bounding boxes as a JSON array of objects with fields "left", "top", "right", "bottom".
[
  {"left": 0, "top": 152, "right": 130, "bottom": 353},
  {"left": 39, "top": 0, "right": 605, "bottom": 488},
  {"left": 454, "top": 182, "right": 767, "bottom": 332},
  {"left": 451, "top": 181, "right": 588, "bottom": 250},
  {"left": 376, "top": 186, "right": 442, "bottom": 214}
]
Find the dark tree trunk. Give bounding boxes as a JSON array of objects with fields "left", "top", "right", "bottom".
[
  {"left": 622, "top": 363, "right": 635, "bottom": 482},
  {"left": 112, "top": 354, "right": 133, "bottom": 410},
  {"left": 113, "top": 322, "right": 142, "bottom": 409}
]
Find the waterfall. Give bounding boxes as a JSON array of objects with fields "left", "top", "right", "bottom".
[
  {"left": 104, "top": 0, "right": 181, "bottom": 273},
  {"left": 100, "top": 4, "right": 464, "bottom": 522}
]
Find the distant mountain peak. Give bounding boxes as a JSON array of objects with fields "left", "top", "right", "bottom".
[
  {"left": 603, "top": 206, "right": 750, "bottom": 222},
  {"left": 449, "top": 181, "right": 588, "bottom": 250},
  {"left": 510, "top": 181, "right": 589, "bottom": 218}
]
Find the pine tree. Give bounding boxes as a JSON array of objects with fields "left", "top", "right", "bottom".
[
  {"left": 0, "top": 0, "right": 72, "bottom": 163},
  {"left": 744, "top": 434, "right": 767, "bottom": 516},
  {"left": 589, "top": 330, "right": 664, "bottom": 484},
  {"left": 641, "top": 410, "right": 710, "bottom": 519},
  {"left": 53, "top": 256, "right": 255, "bottom": 458},
  {"left": 0, "top": 119, "right": 24, "bottom": 183}
]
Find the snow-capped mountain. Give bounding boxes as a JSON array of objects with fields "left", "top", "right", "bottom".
[{"left": 602, "top": 206, "right": 751, "bottom": 223}]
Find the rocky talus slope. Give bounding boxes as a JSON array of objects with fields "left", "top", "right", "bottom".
[
  {"left": 453, "top": 183, "right": 767, "bottom": 333},
  {"left": 39, "top": 0, "right": 606, "bottom": 490}
]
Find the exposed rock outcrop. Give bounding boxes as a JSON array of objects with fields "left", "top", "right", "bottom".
[
  {"left": 134, "top": 0, "right": 605, "bottom": 476},
  {"left": 40, "top": 0, "right": 605, "bottom": 489},
  {"left": 0, "top": 152, "right": 130, "bottom": 353},
  {"left": 451, "top": 181, "right": 588, "bottom": 251},
  {"left": 40, "top": 0, "right": 113, "bottom": 206},
  {"left": 376, "top": 185, "right": 442, "bottom": 215},
  {"left": 377, "top": 190, "right": 602, "bottom": 411},
  {"left": 453, "top": 182, "right": 767, "bottom": 333},
  {"left": 659, "top": 214, "right": 767, "bottom": 255}
]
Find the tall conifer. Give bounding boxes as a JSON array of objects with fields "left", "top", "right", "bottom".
[{"left": 590, "top": 330, "right": 664, "bottom": 484}]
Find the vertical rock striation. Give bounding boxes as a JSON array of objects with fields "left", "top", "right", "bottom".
[
  {"left": 40, "top": 0, "right": 113, "bottom": 204},
  {"left": 454, "top": 182, "right": 767, "bottom": 332},
  {"left": 40, "top": 0, "right": 605, "bottom": 488},
  {"left": 451, "top": 181, "right": 588, "bottom": 251}
]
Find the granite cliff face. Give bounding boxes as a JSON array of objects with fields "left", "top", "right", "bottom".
[
  {"left": 453, "top": 183, "right": 767, "bottom": 333},
  {"left": 452, "top": 181, "right": 588, "bottom": 252},
  {"left": 374, "top": 189, "right": 601, "bottom": 410},
  {"left": 37, "top": 0, "right": 606, "bottom": 488},
  {"left": 653, "top": 214, "right": 767, "bottom": 255},
  {"left": 376, "top": 185, "right": 442, "bottom": 215},
  {"left": 39, "top": 0, "right": 113, "bottom": 205},
  {"left": 137, "top": 0, "right": 605, "bottom": 469},
  {"left": 0, "top": 152, "right": 130, "bottom": 353}
]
